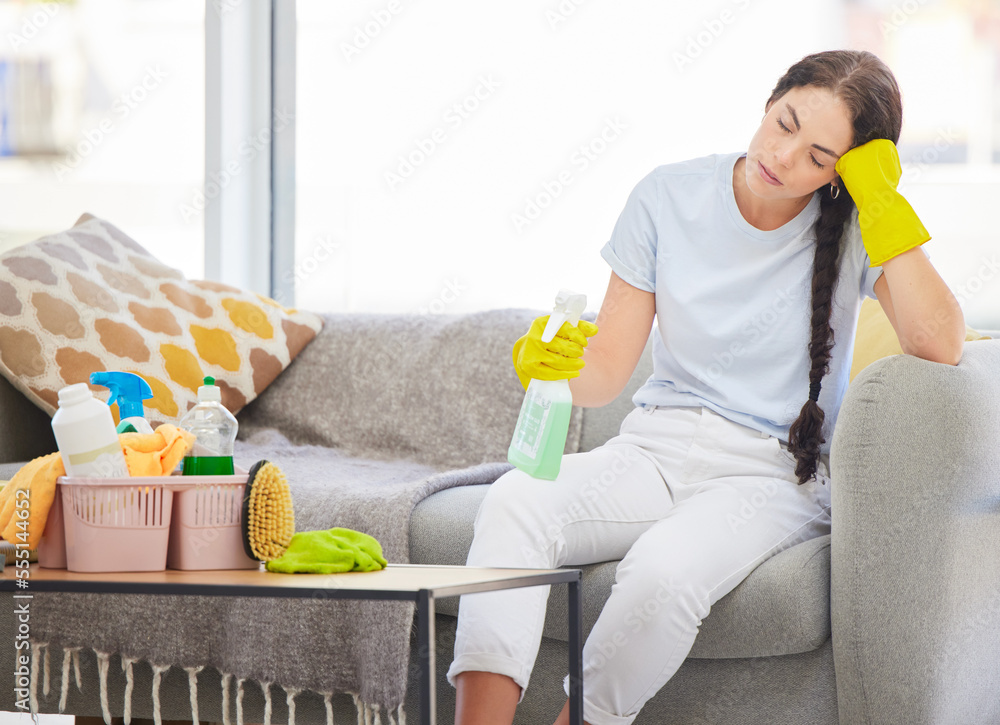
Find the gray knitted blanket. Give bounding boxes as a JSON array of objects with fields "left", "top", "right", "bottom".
[{"left": 27, "top": 430, "right": 514, "bottom": 724}]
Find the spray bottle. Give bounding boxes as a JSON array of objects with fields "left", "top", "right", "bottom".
[
  {"left": 508, "top": 290, "right": 587, "bottom": 480},
  {"left": 89, "top": 372, "right": 155, "bottom": 434},
  {"left": 179, "top": 376, "right": 238, "bottom": 475}
]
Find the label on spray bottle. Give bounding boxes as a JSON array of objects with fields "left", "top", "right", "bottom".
[{"left": 510, "top": 384, "right": 551, "bottom": 461}]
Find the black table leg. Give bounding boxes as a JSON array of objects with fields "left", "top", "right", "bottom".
[
  {"left": 568, "top": 574, "right": 583, "bottom": 725},
  {"left": 418, "top": 588, "right": 437, "bottom": 725}
]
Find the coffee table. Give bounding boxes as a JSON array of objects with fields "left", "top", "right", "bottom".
[{"left": 1, "top": 563, "right": 583, "bottom": 724}]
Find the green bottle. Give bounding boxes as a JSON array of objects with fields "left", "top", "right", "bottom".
[
  {"left": 179, "top": 377, "right": 237, "bottom": 476},
  {"left": 508, "top": 291, "right": 587, "bottom": 480}
]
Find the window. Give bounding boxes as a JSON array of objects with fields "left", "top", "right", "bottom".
[
  {"left": 0, "top": 0, "right": 205, "bottom": 278},
  {"left": 293, "top": 1, "right": 999, "bottom": 329}
]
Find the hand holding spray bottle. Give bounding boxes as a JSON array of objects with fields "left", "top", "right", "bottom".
[{"left": 508, "top": 290, "right": 591, "bottom": 480}]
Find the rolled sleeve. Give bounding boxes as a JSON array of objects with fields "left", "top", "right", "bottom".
[
  {"left": 601, "top": 242, "right": 655, "bottom": 293},
  {"left": 602, "top": 169, "right": 660, "bottom": 293}
]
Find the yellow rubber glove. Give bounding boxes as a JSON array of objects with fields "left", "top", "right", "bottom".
[
  {"left": 835, "top": 138, "right": 930, "bottom": 267},
  {"left": 512, "top": 315, "right": 599, "bottom": 390}
]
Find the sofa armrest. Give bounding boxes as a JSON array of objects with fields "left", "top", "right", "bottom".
[{"left": 830, "top": 340, "right": 1000, "bottom": 724}]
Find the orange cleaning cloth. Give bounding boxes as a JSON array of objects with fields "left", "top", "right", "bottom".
[
  {"left": 120, "top": 424, "right": 195, "bottom": 477},
  {"left": 0, "top": 424, "right": 195, "bottom": 549},
  {"left": 0, "top": 453, "right": 64, "bottom": 550}
]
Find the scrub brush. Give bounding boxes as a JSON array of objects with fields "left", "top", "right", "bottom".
[{"left": 241, "top": 460, "right": 296, "bottom": 562}]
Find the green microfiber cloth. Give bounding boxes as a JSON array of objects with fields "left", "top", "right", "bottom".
[{"left": 265, "top": 527, "right": 388, "bottom": 574}]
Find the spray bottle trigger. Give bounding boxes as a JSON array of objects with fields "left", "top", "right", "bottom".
[{"left": 540, "top": 312, "right": 568, "bottom": 344}]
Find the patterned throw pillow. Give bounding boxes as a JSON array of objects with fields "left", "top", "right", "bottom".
[{"left": 0, "top": 214, "right": 323, "bottom": 425}]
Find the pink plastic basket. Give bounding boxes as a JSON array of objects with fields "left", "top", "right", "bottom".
[
  {"left": 51, "top": 471, "right": 259, "bottom": 572},
  {"left": 166, "top": 475, "right": 258, "bottom": 570},
  {"left": 57, "top": 476, "right": 175, "bottom": 572},
  {"left": 37, "top": 493, "right": 67, "bottom": 569}
]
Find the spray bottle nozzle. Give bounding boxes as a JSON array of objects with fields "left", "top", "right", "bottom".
[
  {"left": 89, "top": 372, "right": 154, "bottom": 420},
  {"left": 540, "top": 289, "right": 588, "bottom": 343}
]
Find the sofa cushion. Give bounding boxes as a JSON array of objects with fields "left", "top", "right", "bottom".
[
  {"left": 0, "top": 214, "right": 323, "bottom": 425},
  {"left": 411, "top": 484, "right": 831, "bottom": 659}
]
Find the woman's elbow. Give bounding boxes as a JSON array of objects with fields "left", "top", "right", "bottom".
[{"left": 900, "top": 327, "right": 965, "bottom": 366}]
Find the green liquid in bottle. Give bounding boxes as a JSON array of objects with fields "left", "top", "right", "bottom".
[
  {"left": 507, "top": 381, "right": 573, "bottom": 480},
  {"left": 182, "top": 456, "right": 235, "bottom": 476}
]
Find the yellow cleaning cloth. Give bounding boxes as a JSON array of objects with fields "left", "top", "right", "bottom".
[
  {"left": 0, "top": 424, "right": 196, "bottom": 548},
  {"left": 119, "top": 424, "right": 195, "bottom": 476},
  {"left": 0, "top": 453, "right": 64, "bottom": 549}
]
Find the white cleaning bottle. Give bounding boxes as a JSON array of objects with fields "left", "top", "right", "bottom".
[
  {"left": 51, "top": 383, "right": 130, "bottom": 478},
  {"left": 508, "top": 290, "right": 588, "bottom": 480}
]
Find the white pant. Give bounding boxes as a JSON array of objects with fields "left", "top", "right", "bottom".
[{"left": 447, "top": 405, "right": 832, "bottom": 725}]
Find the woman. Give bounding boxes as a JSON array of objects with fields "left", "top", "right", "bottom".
[{"left": 449, "top": 50, "right": 964, "bottom": 725}]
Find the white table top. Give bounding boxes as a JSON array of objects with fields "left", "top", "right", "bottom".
[{"left": 1, "top": 562, "right": 579, "bottom": 600}]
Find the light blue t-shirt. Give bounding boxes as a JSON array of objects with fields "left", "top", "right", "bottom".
[{"left": 602, "top": 152, "right": 883, "bottom": 451}]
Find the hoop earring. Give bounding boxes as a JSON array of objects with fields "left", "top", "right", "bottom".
[{"left": 830, "top": 183, "right": 840, "bottom": 200}]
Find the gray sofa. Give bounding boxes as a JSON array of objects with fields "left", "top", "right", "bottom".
[{"left": 1, "top": 310, "right": 999, "bottom": 725}]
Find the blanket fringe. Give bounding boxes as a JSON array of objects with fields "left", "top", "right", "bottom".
[
  {"left": 185, "top": 665, "right": 205, "bottom": 725},
  {"left": 236, "top": 677, "right": 246, "bottom": 725},
  {"left": 72, "top": 647, "right": 82, "bottom": 688},
  {"left": 42, "top": 642, "right": 50, "bottom": 697},
  {"left": 285, "top": 685, "right": 301, "bottom": 725},
  {"left": 321, "top": 691, "right": 334, "bottom": 725},
  {"left": 262, "top": 679, "right": 273, "bottom": 725},
  {"left": 151, "top": 662, "right": 171, "bottom": 725},
  {"left": 351, "top": 693, "right": 362, "bottom": 725},
  {"left": 32, "top": 642, "right": 403, "bottom": 725},
  {"left": 56, "top": 646, "right": 84, "bottom": 713},
  {"left": 29, "top": 641, "right": 40, "bottom": 718},
  {"left": 96, "top": 649, "right": 112, "bottom": 725},
  {"left": 59, "top": 648, "right": 71, "bottom": 713},
  {"left": 122, "top": 655, "right": 138, "bottom": 725},
  {"left": 221, "top": 672, "right": 232, "bottom": 725}
]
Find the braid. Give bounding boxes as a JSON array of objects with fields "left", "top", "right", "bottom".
[
  {"left": 763, "top": 50, "right": 903, "bottom": 483},
  {"left": 786, "top": 187, "right": 853, "bottom": 483}
]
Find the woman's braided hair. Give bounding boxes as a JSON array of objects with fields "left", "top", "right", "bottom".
[{"left": 772, "top": 51, "right": 903, "bottom": 484}]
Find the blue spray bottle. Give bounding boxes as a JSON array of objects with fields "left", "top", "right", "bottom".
[
  {"left": 507, "top": 290, "right": 587, "bottom": 480},
  {"left": 89, "top": 372, "right": 155, "bottom": 434}
]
